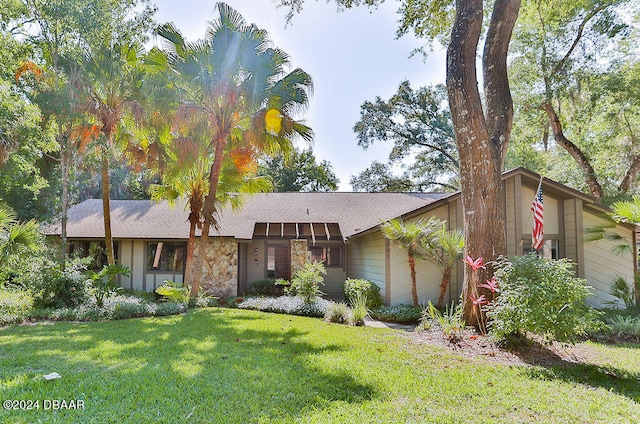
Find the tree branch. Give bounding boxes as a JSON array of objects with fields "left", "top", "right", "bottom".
[
  {"left": 543, "top": 102, "right": 604, "bottom": 199},
  {"left": 549, "top": 5, "right": 607, "bottom": 77},
  {"left": 619, "top": 112, "right": 640, "bottom": 194},
  {"left": 483, "top": 0, "right": 521, "bottom": 166}
]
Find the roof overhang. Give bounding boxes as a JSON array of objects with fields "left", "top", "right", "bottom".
[{"left": 252, "top": 222, "right": 344, "bottom": 244}]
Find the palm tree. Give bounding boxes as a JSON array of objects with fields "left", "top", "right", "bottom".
[
  {"left": 381, "top": 218, "right": 429, "bottom": 306},
  {"left": 420, "top": 218, "right": 465, "bottom": 308},
  {"left": 78, "top": 42, "right": 146, "bottom": 266},
  {"left": 156, "top": 3, "right": 313, "bottom": 295},
  {"left": 0, "top": 203, "right": 40, "bottom": 264},
  {"left": 151, "top": 150, "right": 271, "bottom": 292}
]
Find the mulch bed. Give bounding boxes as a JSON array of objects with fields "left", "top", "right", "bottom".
[{"left": 403, "top": 327, "right": 599, "bottom": 367}]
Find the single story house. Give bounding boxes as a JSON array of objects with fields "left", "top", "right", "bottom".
[{"left": 44, "top": 168, "right": 637, "bottom": 308}]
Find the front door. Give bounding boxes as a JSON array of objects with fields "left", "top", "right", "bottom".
[
  {"left": 274, "top": 246, "right": 290, "bottom": 280},
  {"left": 268, "top": 245, "right": 290, "bottom": 280}
]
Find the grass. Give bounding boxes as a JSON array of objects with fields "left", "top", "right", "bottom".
[{"left": 0, "top": 309, "right": 639, "bottom": 423}]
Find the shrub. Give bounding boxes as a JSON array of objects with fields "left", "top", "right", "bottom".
[
  {"left": 602, "top": 314, "right": 640, "bottom": 341},
  {"left": 30, "top": 258, "right": 90, "bottom": 309},
  {"left": 238, "top": 295, "right": 332, "bottom": 318},
  {"left": 351, "top": 292, "right": 370, "bottom": 326},
  {"left": 287, "top": 262, "right": 326, "bottom": 304},
  {"left": 155, "top": 281, "right": 190, "bottom": 303},
  {"left": 191, "top": 294, "right": 220, "bottom": 308},
  {"left": 606, "top": 276, "right": 636, "bottom": 310},
  {"left": 86, "top": 264, "right": 131, "bottom": 307},
  {"left": 0, "top": 288, "right": 33, "bottom": 316},
  {"left": 247, "top": 279, "right": 284, "bottom": 296},
  {"left": 325, "top": 302, "right": 351, "bottom": 324},
  {"left": 370, "top": 304, "right": 422, "bottom": 323},
  {"left": 343, "top": 278, "right": 383, "bottom": 309},
  {"left": 421, "top": 301, "right": 465, "bottom": 342},
  {"left": 103, "top": 295, "right": 156, "bottom": 320},
  {"left": 488, "top": 255, "right": 603, "bottom": 344},
  {"left": 0, "top": 289, "right": 33, "bottom": 325},
  {"left": 155, "top": 302, "right": 188, "bottom": 316}
]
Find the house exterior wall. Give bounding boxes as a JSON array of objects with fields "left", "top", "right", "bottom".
[
  {"left": 237, "top": 243, "right": 248, "bottom": 294},
  {"left": 563, "top": 198, "right": 583, "bottom": 276},
  {"left": 347, "top": 232, "right": 387, "bottom": 302},
  {"left": 505, "top": 176, "right": 519, "bottom": 257},
  {"left": 245, "top": 240, "right": 267, "bottom": 286},
  {"left": 582, "top": 211, "right": 635, "bottom": 307},
  {"left": 119, "top": 240, "right": 134, "bottom": 289},
  {"left": 387, "top": 204, "right": 451, "bottom": 306}
]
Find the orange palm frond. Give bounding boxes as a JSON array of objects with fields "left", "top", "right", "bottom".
[
  {"left": 15, "top": 61, "right": 43, "bottom": 82},
  {"left": 230, "top": 146, "right": 258, "bottom": 173},
  {"left": 124, "top": 144, "right": 146, "bottom": 172},
  {"left": 72, "top": 125, "right": 101, "bottom": 152}
]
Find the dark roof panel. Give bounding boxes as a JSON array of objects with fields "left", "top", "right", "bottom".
[{"left": 44, "top": 192, "right": 447, "bottom": 240}]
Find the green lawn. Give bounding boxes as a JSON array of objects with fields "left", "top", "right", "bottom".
[{"left": 1, "top": 308, "right": 639, "bottom": 423}]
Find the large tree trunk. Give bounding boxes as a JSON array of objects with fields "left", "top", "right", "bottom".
[
  {"left": 101, "top": 151, "right": 115, "bottom": 266},
  {"left": 60, "top": 135, "right": 70, "bottom": 267},
  {"left": 447, "top": 0, "right": 519, "bottom": 325},
  {"left": 408, "top": 254, "right": 418, "bottom": 306},
  {"left": 191, "top": 132, "right": 228, "bottom": 297},
  {"left": 543, "top": 102, "right": 604, "bottom": 199}
]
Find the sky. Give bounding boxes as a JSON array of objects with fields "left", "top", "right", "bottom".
[{"left": 151, "top": 0, "right": 447, "bottom": 190}]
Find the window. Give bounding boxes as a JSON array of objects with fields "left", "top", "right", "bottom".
[
  {"left": 69, "top": 241, "right": 117, "bottom": 270},
  {"left": 522, "top": 239, "right": 560, "bottom": 259},
  {"left": 309, "top": 246, "right": 342, "bottom": 267},
  {"left": 147, "top": 242, "right": 186, "bottom": 272}
]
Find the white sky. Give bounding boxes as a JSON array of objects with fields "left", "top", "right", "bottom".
[{"left": 151, "top": 0, "right": 446, "bottom": 190}]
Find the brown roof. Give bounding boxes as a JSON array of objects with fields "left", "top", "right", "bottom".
[{"left": 44, "top": 192, "right": 449, "bottom": 241}]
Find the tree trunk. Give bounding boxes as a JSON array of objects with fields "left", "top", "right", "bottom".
[
  {"left": 183, "top": 212, "right": 198, "bottom": 292},
  {"left": 542, "top": 102, "right": 604, "bottom": 199},
  {"left": 191, "top": 132, "right": 228, "bottom": 297},
  {"left": 60, "top": 135, "right": 70, "bottom": 267},
  {"left": 101, "top": 151, "right": 115, "bottom": 266},
  {"left": 447, "top": 0, "right": 519, "bottom": 325},
  {"left": 619, "top": 153, "right": 640, "bottom": 196},
  {"left": 437, "top": 266, "right": 451, "bottom": 309},
  {"left": 408, "top": 254, "right": 418, "bottom": 306}
]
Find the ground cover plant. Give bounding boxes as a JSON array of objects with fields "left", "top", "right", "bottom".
[
  {"left": 0, "top": 308, "right": 638, "bottom": 423},
  {"left": 369, "top": 304, "right": 422, "bottom": 323}
]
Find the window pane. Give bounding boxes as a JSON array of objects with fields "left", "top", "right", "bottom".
[
  {"left": 267, "top": 247, "right": 276, "bottom": 278},
  {"left": 328, "top": 247, "right": 342, "bottom": 266},
  {"left": 310, "top": 247, "right": 324, "bottom": 263},
  {"left": 147, "top": 242, "right": 186, "bottom": 272}
]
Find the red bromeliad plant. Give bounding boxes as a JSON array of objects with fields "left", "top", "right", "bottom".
[{"left": 462, "top": 255, "right": 501, "bottom": 333}]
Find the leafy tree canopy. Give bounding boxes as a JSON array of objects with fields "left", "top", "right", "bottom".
[
  {"left": 258, "top": 148, "right": 338, "bottom": 192},
  {"left": 352, "top": 80, "right": 457, "bottom": 192}
]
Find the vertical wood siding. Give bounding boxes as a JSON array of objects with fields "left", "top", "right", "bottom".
[
  {"left": 505, "top": 177, "right": 517, "bottom": 257},
  {"left": 347, "top": 232, "right": 387, "bottom": 301},
  {"left": 387, "top": 205, "right": 450, "bottom": 306}
]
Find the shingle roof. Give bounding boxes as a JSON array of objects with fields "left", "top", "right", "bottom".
[{"left": 43, "top": 192, "right": 450, "bottom": 241}]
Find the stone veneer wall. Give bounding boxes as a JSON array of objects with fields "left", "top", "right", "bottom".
[
  {"left": 193, "top": 238, "right": 238, "bottom": 297},
  {"left": 290, "top": 239, "right": 308, "bottom": 277}
]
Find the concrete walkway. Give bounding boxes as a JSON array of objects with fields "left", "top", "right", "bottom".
[{"left": 364, "top": 318, "right": 416, "bottom": 332}]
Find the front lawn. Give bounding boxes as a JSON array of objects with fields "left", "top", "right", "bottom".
[{"left": 1, "top": 308, "right": 639, "bottom": 423}]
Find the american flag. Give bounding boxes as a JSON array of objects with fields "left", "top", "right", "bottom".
[{"left": 532, "top": 180, "right": 544, "bottom": 251}]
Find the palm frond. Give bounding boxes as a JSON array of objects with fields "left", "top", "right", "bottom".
[{"left": 0, "top": 219, "right": 40, "bottom": 259}]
